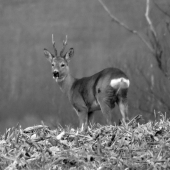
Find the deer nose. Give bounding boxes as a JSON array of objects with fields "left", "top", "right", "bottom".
[{"left": 53, "top": 70, "right": 59, "bottom": 78}]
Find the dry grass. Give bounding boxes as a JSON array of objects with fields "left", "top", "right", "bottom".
[{"left": 0, "top": 114, "right": 170, "bottom": 170}]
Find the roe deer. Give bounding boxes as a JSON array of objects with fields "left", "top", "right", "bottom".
[{"left": 44, "top": 35, "right": 130, "bottom": 130}]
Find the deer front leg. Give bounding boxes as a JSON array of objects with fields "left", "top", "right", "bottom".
[
  {"left": 88, "top": 111, "right": 95, "bottom": 127},
  {"left": 74, "top": 108, "right": 88, "bottom": 131}
]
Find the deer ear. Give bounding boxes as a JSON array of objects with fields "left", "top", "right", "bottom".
[
  {"left": 65, "top": 48, "right": 74, "bottom": 61},
  {"left": 44, "top": 48, "right": 53, "bottom": 62}
]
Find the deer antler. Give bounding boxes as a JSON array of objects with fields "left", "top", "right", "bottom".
[
  {"left": 60, "top": 35, "right": 68, "bottom": 57},
  {"left": 52, "top": 34, "right": 58, "bottom": 56}
]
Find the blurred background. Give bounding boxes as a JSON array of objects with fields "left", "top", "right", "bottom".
[{"left": 0, "top": 0, "right": 170, "bottom": 133}]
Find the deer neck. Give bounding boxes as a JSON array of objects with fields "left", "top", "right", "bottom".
[{"left": 58, "top": 73, "right": 75, "bottom": 96}]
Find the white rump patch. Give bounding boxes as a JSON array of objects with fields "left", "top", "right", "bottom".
[{"left": 110, "top": 78, "right": 130, "bottom": 88}]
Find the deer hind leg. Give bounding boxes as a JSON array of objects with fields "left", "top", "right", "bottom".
[
  {"left": 118, "top": 98, "right": 128, "bottom": 124},
  {"left": 117, "top": 89, "right": 129, "bottom": 124},
  {"left": 97, "top": 99, "right": 113, "bottom": 125},
  {"left": 74, "top": 108, "right": 89, "bottom": 131},
  {"left": 96, "top": 86, "right": 117, "bottom": 125}
]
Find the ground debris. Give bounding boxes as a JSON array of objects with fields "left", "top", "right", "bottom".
[{"left": 0, "top": 115, "right": 170, "bottom": 169}]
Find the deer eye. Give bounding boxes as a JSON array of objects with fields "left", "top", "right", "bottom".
[
  {"left": 52, "top": 63, "right": 55, "bottom": 67},
  {"left": 61, "top": 63, "right": 65, "bottom": 67}
]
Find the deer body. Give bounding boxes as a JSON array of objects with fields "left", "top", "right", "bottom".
[{"left": 44, "top": 36, "right": 130, "bottom": 130}]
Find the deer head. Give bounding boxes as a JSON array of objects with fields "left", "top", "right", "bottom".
[{"left": 44, "top": 35, "right": 74, "bottom": 82}]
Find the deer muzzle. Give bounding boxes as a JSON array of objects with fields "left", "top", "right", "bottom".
[{"left": 53, "top": 70, "right": 59, "bottom": 79}]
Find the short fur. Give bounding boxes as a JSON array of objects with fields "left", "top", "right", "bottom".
[{"left": 44, "top": 38, "right": 130, "bottom": 130}]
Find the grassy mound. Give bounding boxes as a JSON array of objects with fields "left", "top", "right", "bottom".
[{"left": 0, "top": 115, "right": 170, "bottom": 170}]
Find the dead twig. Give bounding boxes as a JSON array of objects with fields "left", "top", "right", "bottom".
[
  {"left": 153, "top": 1, "right": 170, "bottom": 18},
  {"left": 145, "top": 0, "right": 166, "bottom": 75},
  {"left": 98, "top": 0, "right": 154, "bottom": 52},
  {"left": 145, "top": 0, "right": 157, "bottom": 39}
]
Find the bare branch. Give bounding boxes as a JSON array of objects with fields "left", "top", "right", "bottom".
[
  {"left": 166, "top": 21, "right": 170, "bottom": 34},
  {"left": 145, "top": 0, "right": 157, "bottom": 38},
  {"left": 145, "top": 0, "right": 161, "bottom": 55},
  {"left": 99, "top": 0, "right": 169, "bottom": 77},
  {"left": 98, "top": 0, "right": 154, "bottom": 53},
  {"left": 137, "top": 68, "right": 170, "bottom": 110},
  {"left": 153, "top": 1, "right": 170, "bottom": 18},
  {"left": 145, "top": 0, "right": 168, "bottom": 77}
]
